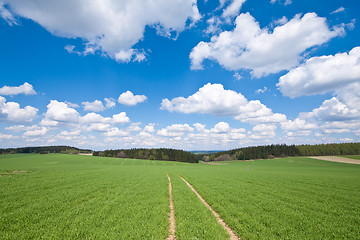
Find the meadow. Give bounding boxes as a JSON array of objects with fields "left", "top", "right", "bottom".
[{"left": 1, "top": 154, "right": 359, "bottom": 239}]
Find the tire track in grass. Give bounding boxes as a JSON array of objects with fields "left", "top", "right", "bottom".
[
  {"left": 167, "top": 173, "right": 176, "bottom": 240},
  {"left": 179, "top": 176, "right": 240, "bottom": 240}
]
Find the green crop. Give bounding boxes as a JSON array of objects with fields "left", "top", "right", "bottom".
[{"left": 1, "top": 154, "right": 359, "bottom": 239}]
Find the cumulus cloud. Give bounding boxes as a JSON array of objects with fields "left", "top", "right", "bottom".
[
  {"left": 3, "top": 0, "right": 200, "bottom": 62},
  {"left": 118, "top": 91, "right": 147, "bottom": 106},
  {"left": 249, "top": 124, "right": 277, "bottom": 139},
  {"left": 281, "top": 118, "right": 317, "bottom": 131},
  {"left": 82, "top": 100, "right": 105, "bottom": 112},
  {"left": 0, "top": 82, "right": 36, "bottom": 96},
  {"left": 161, "top": 83, "right": 286, "bottom": 124},
  {"left": 144, "top": 123, "right": 156, "bottom": 133},
  {"left": 80, "top": 112, "right": 130, "bottom": 124},
  {"left": 301, "top": 97, "right": 360, "bottom": 122},
  {"left": 277, "top": 47, "right": 360, "bottom": 98},
  {"left": 190, "top": 12, "right": 343, "bottom": 77},
  {"left": 0, "top": 133, "right": 17, "bottom": 140},
  {"left": 0, "top": 96, "right": 38, "bottom": 123},
  {"left": 104, "top": 127, "right": 128, "bottom": 137},
  {"left": 157, "top": 124, "right": 194, "bottom": 137},
  {"left": 211, "top": 122, "right": 230, "bottom": 133},
  {"left": 44, "top": 100, "right": 80, "bottom": 124},
  {"left": 24, "top": 127, "right": 48, "bottom": 137}
]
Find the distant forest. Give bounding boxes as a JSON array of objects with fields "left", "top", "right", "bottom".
[
  {"left": 1, "top": 143, "right": 359, "bottom": 163},
  {"left": 0, "top": 146, "right": 92, "bottom": 155},
  {"left": 201, "top": 143, "right": 360, "bottom": 161},
  {"left": 93, "top": 148, "right": 198, "bottom": 163}
]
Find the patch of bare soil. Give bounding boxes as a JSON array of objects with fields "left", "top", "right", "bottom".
[
  {"left": 12, "top": 170, "right": 27, "bottom": 174},
  {"left": 166, "top": 174, "right": 176, "bottom": 240},
  {"left": 204, "top": 162, "right": 228, "bottom": 165},
  {"left": 1, "top": 170, "right": 27, "bottom": 177},
  {"left": 179, "top": 176, "right": 240, "bottom": 240},
  {"left": 310, "top": 156, "right": 360, "bottom": 165}
]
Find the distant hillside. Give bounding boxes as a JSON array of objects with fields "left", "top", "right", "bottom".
[
  {"left": 0, "top": 146, "right": 92, "bottom": 155},
  {"left": 201, "top": 142, "right": 360, "bottom": 162},
  {"left": 94, "top": 148, "right": 198, "bottom": 163}
]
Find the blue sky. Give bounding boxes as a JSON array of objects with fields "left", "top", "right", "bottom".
[{"left": 0, "top": 0, "right": 359, "bottom": 150}]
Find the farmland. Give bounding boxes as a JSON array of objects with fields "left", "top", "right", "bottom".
[{"left": 1, "top": 154, "right": 360, "bottom": 239}]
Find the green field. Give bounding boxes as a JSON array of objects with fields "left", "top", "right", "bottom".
[{"left": 1, "top": 154, "right": 359, "bottom": 239}]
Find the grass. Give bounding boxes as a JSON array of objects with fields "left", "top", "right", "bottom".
[
  {"left": 1, "top": 154, "right": 360, "bottom": 239},
  {"left": 0, "top": 154, "right": 178, "bottom": 239},
  {"left": 168, "top": 172, "right": 229, "bottom": 239},
  {"left": 175, "top": 158, "right": 360, "bottom": 239}
]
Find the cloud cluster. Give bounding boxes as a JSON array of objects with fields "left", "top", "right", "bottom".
[
  {"left": 0, "top": 96, "right": 38, "bottom": 123},
  {"left": 3, "top": 0, "right": 200, "bottom": 62},
  {"left": 278, "top": 47, "right": 360, "bottom": 98},
  {"left": 161, "top": 83, "right": 286, "bottom": 124},
  {"left": 118, "top": 91, "right": 147, "bottom": 106},
  {"left": 191, "top": 12, "right": 343, "bottom": 77},
  {"left": 0, "top": 82, "right": 36, "bottom": 96}
]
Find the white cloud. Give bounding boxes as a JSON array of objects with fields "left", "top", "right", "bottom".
[
  {"left": 211, "top": 122, "right": 230, "bottom": 133},
  {"left": 340, "top": 138, "right": 354, "bottom": 142},
  {"left": 281, "top": 118, "right": 317, "bottom": 131},
  {"left": 157, "top": 123, "right": 194, "bottom": 137},
  {"left": 0, "top": 133, "right": 17, "bottom": 140},
  {"left": 233, "top": 72, "right": 242, "bottom": 80},
  {"left": 272, "top": 16, "right": 288, "bottom": 26},
  {"left": 87, "top": 123, "right": 111, "bottom": 132},
  {"left": 104, "top": 98, "right": 116, "bottom": 108},
  {"left": 105, "top": 127, "right": 128, "bottom": 137},
  {"left": 112, "top": 112, "right": 130, "bottom": 124},
  {"left": 270, "top": 0, "right": 292, "bottom": 5},
  {"left": 118, "top": 91, "right": 147, "bottom": 106},
  {"left": 255, "top": 86, "right": 268, "bottom": 94},
  {"left": 249, "top": 124, "right": 277, "bottom": 139},
  {"left": 301, "top": 97, "right": 360, "bottom": 122},
  {"left": 44, "top": 100, "right": 80, "bottom": 123},
  {"left": 59, "top": 130, "right": 81, "bottom": 136},
  {"left": 190, "top": 12, "right": 343, "bottom": 77},
  {"left": 4, "top": 0, "right": 200, "bottom": 62},
  {"left": 144, "top": 123, "right": 155, "bottom": 133},
  {"left": 0, "top": 2, "right": 17, "bottom": 26},
  {"left": 0, "top": 96, "right": 38, "bottom": 123},
  {"left": 331, "top": 7, "right": 345, "bottom": 14},
  {"left": 82, "top": 100, "right": 105, "bottom": 112},
  {"left": 161, "top": 83, "right": 286, "bottom": 124},
  {"left": 0, "top": 82, "right": 36, "bottom": 96},
  {"left": 24, "top": 127, "right": 48, "bottom": 137},
  {"left": 323, "top": 128, "right": 350, "bottom": 134},
  {"left": 80, "top": 112, "right": 130, "bottom": 124},
  {"left": 127, "top": 123, "right": 142, "bottom": 132},
  {"left": 64, "top": 101, "right": 80, "bottom": 108},
  {"left": 277, "top": 47, "right": 360, "bottom": 98},
  {"left": 222, "top": 0, "right": 246, "bottom": 21}
]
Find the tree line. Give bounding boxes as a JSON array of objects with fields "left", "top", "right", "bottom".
[
  {"left": 93, "top": 148, "right": 198, "bottom": 163},
  {"left": 0, "top": 146, "right": 92, "bottom": 155},
  {"left": 200, "top": 143, "right": 360, "bottom": 161}
]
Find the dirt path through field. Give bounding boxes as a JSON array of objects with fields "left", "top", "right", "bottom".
[
  {"left": 309, "top": 156, "right": 360, "bottom": 165},
  {"left": 179, "top": 176, "right": 240, "bottom": 240},
  {"left": 166, "top": 174, "right": 176, "bottom": 240}
]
